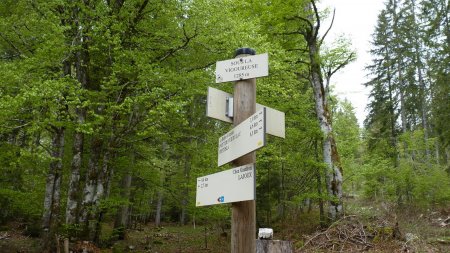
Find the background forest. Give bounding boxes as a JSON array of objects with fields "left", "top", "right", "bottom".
[{"left": 0, "top": 0, "right": 448, "bottom": 252}]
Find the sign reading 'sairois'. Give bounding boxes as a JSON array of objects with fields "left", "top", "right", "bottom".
[
  {"left": 215, "top": 53, "right": 269, "bottom": 83},
  {"left": 218, "top": 108, "right": 266, "bottom": 166}
]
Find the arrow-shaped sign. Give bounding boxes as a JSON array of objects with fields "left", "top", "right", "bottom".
[{"left": 206, "top": 87, "right": 285, "bottom": 138}]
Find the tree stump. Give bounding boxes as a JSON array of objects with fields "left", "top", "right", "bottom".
[{"left": 256, "top": 239, "right": 293, "bottom": 253}]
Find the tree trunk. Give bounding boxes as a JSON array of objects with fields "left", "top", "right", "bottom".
[
  {"left": 114, "top": 153, "right": 133, "bottom": 240},
  {"left": 155, "top": 190, "right": 163, "bottom": 226},
  {"left": 410, "top": 0, "right": 430, "bottom": 163},
  {"left": 92, "top": 139, "right": 114, "bottom": 243},
  {"left": 65, "top": 109, "right": 85, "bottom": 226},
  {"left": 64, "top": 0, "right": 90, "bottom": 237},
  {"left": 42, "top": 127, "right": 65, "bottom": 252},
  {"left": 231, "top": 51, "right": 257, "bottom": 253},
  {"left": 79, "top": 137, "right": 103, "bottom": 238},
  {"left": 155, "top": 143, "right": 167, "bottom": 227},
  {"left": 180, "top": 155, "right": 190, "bottom": 225},
  {"left": 308, "top": 40, "right": 343, "bottom": 221},
  {"left": 315, "top": 140, "right": 325, "bottom": 227}
]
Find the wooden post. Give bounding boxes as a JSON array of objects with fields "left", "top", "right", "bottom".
[{"left": 231, "top": 48, "right": 257, "bottom": 253}]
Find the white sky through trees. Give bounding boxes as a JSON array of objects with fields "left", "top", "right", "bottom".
[{"left": 319, "top": 0, "right": 385, "bottom": 126}]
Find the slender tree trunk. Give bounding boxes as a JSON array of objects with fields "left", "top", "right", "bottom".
[
  {"left": 417, "top": 64, "right": 430, "bottom": 162},
  {"left": 278, "top": 153, "right": 286, "bottom": 234},
  {"left": 155, "top": 193, "right": 163, "bottom": 226},
  {"left": 435, "top": 139, "right": 440, "bottom": 164},
  {"left": 410, "top": 0, "right": 430, "bottom": 163},
  {"left": 397, "top": 59, "right": 409, "bottom": 161},
  {"left": 381, "top": 48, "right": 400, "bottom": 168},
  {"left": 155, "top": 143, "right": 168, "bottom": 227},
  {"left": 114, "top": 151, "right": 133, "bottom": 239},
  {"left": 42, "top": 127, "right": 65, "bottom": 252},
  {"left": 443, "top": 146, "right": 449, "bottom": 165},
  {"left": 180, "top": 155, "right": 190, "bottom": 225}
]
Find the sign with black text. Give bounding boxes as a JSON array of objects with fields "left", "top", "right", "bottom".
[
  {"left": 218, "top": 108, "right": 266, "bottom": 166},
  {"left": 215, "top": 53, "right": 269, "bottom": 83},
  {"left": 196, "top": 164, "right": 255, "bottom": 207}
]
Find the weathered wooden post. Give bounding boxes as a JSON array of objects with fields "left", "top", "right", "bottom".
[
  {"left": 231, "top": 47, "right": 257, "bottom": 253},
  {"left": 198, "top": 47, "right": 286, "bottom": 253}
]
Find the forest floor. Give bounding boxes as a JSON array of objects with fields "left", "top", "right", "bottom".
[{"left": 0, "top": 199, "right": 449, "bottom": 252}]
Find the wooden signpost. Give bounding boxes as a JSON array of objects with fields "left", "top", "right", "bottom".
[{"left": 197, "top": 48, "right": 285, "bottom": 253}]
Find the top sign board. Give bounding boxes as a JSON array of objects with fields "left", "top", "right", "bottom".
[
  {"left": 218, "top": 108, "right": 266, "bottom": 166},
  {"left": 215, "top": 53, "right": 269, "bottom": 83}
]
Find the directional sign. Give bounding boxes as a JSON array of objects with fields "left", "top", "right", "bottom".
[
  {"left": 218, "top": 109, "right": 266, "bottom": 166},
  {"left": 207, "top": 87, "right": 233, "bottom": 123},
  {"left": 207, "top": 87, "right": 285, "bottom": 138},
  {"left": 196, "top": 164, "right": 255, "bottom": 207},
  {"left": 256, "top": 104, "right": 285, "bottom": 138},
  {"left": 215, "top": 53, "right": 269, "bottom": 83}
]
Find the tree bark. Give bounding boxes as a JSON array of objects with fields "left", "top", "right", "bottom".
[
  {"left": 65, "top": 0, "right": 90, "bottom": 231},
  {"left": 410, "top": 0, "right": 430, "bottom": 162},
  {"left": 79, "top": 136, "right": 103, "bottom": 238},
  {"left": 42, "top": 127, "right": 65, "bottom": 252},
  {"left": 315, "top": 140, "right": 325, "bottom": 227},
  {"left": 297, "top": 1, "right": 343, "bottom": 221},
  {"left": 231, "top": 51, "right": 257, "bottom": 253},
  {"left": 308, "top": 40, "right": 343, "bottom": 221},
  {"left": 92, "top": 138, "right": 114, "bottom": 242},
  {"left": 65, "top": 109, "right": 85, "bottom": 226},
  {"left": 155, "top": 185, "right": 163, "bottom": 227}
]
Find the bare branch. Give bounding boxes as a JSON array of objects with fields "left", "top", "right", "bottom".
[
  {"left": 158, "top": 24, "right": 198, "bottom": 62},
  {"left": 310, "top": 0, "right": 321, "bottom": 39},
  {"left": 319, "top": 8, "right": 335, "bottom": 46},
  {"left": 329, "top": 52, "right": 356, "bottom": 77}
]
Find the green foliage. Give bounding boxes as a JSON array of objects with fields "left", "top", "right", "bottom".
[
  {"left": 0, "top": 189, "right": 42, "bottom": 224},
  {"left": 0, "top": 1, "right": 448, "bottom": 250},
  {"left": 359, "top": 153, "right": 450, "bottom": 207}
]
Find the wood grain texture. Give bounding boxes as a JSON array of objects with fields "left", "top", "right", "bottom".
[{"left": 231, "top": 53, "right": 257, "bottom": 253}]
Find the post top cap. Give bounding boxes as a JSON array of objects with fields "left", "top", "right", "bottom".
[{"left": 235, "top": 48, "right": 256, "bottom": 57}]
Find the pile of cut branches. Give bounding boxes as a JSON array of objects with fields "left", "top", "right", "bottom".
[{"left": 298, "top": 215, "right": 403, "bottom": 252}]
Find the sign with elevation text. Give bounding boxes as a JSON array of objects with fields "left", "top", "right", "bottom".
[
  {"left": 207, "top": 87, "right": 285, "bottom": 138},
  {"left": 215, "top": 53, "right": 268, "bottom": 83},
  {"left": 196, "top": 164, "right": 255, "bottom": 207},
  {"left": 218, "top": 108, "right": 266, "bottom": 166}
]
